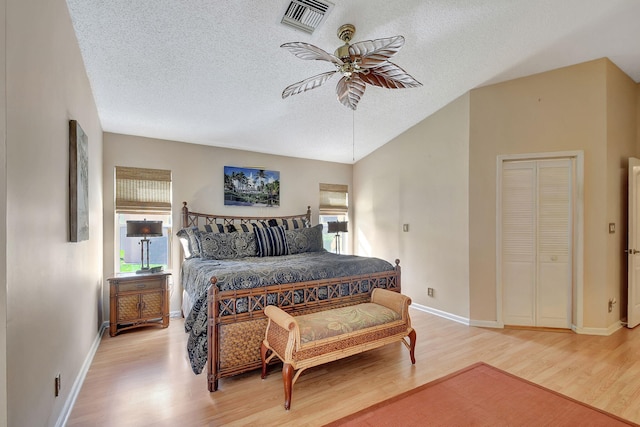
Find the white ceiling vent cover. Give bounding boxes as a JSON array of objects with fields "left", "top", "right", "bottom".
[{"left": 281, "top": 0, "right": 334, "bottom": 34}]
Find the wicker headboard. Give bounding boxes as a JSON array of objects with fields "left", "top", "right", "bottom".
[{"left": 181, "top": 202, "right": 312, "bottom": 229}]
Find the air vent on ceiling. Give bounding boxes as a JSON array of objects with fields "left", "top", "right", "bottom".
[{"left": 281, "top": 0, "right": 334, "bottom": 34}]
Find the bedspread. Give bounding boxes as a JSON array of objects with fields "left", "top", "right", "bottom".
[{"left": 182, "top": 251, "right": 395, "bottom": 374}]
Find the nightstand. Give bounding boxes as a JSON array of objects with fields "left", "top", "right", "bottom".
[{"left": 107, "top": 271, "right": 171, "bottom": 337}]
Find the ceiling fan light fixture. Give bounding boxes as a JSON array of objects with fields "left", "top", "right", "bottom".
[{"left": 281, "top": 24, "right": 422, "bottom": 110}]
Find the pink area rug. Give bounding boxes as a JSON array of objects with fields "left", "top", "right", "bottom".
[{"left": 325, "top": 362, "right": 637, "bottom": 426}]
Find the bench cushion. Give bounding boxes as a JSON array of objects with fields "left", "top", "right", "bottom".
[{"left": 297, "top": 303, "right": 401, "bottom": 344}]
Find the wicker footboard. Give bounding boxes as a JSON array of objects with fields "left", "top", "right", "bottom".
[{"left": 206, "top": 261, "right": 401, "bottom": 392}]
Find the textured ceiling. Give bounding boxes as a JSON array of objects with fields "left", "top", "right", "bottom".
[{"left": 66, "top": 0, "right": 640, "bottom": 164}]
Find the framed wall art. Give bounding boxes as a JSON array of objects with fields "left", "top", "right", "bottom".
[
  {"left": 224, "top": 166, "right": 280, "bottom": 207},
  {"left": 69, "top": 119, "right": 89, "bottom": 242}
]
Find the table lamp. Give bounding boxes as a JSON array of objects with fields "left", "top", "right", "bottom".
[
  {"left": 126, "top": 219, "right": 163, "bottom": 274},
  {"left": 327, "top": 221, "right": 348, "bottom": 254}
]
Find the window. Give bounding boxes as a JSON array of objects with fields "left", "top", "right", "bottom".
[
  {"left": 114, "top": 167, "right": 172, "bottom": 273},
  {"left": 319, "top": 183, "right": 348, "bottom": 253}
]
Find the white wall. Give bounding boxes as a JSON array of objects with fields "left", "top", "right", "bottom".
[
  {"left": 103, "top": 133, "right": 352, "bottom": 314},
  {"left": 354, "top": 94, "right": 471, "bottom": 317},
  {"left": 5, "top": 0, "right": 103, "bottom": 425}
]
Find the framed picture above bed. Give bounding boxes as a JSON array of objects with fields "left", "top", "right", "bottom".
[{"left": 223, "top": 166, "right": 280, "bottom": 207}]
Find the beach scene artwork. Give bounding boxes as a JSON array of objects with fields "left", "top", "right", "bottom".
[{"left": 224, "top": 166, "right": 280, "bottom": 207}]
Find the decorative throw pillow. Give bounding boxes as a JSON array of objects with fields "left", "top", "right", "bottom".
[
  {"left": 286, "top": 224, "right": 324, "bottom": 254},
  {"left": 254, "top": 225, "right": 289, "bottom": 257},
  {"left": 280, "top": 217, "right": 308, "bottom": 230},
  {"left": 198, "top": 232, "right": 234, "bottom": 259},
  {"left": 233, "top": 232, "right": 258, "bottom": 257},
  {"left": 236, "top": 223, "right": 255, "bottom": 232},
  {"left": 184, "top": 227, "right": 201, "bottom": 258},
  {"left": 177, "top": 223, "right": 230, "bottom": 258},
  {"left": 199, "top": 231, "right": 257, "bottom": 259},
  {"left": 176, "top": 228, "right": 194, "bottom": 258}
]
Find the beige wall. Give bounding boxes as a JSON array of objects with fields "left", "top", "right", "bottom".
[
  {"left": 605, "top": 61, "right": 637, "bottom": 326},
  {"left": 637, "top": 82, "right": 640, "bottom": 171},
  {"left": 355, "top": 58, "right": 637, "bottom": 331},
  {"left": 0, "top": 0, "right": 7, "bottom": 424},
  {"left": 470, "top": 59, "right": 608, "bottom": 326},
  {"left": 354, "top": 94, "right": 470, "bottom": 317},
  {"left": 469, "top": 58, "right": 637, "bottom": 330},
  {"left": 4, "top": 0, "right": 103, "bottom": 426},
  {"left": 103, "top": 133, "right": 352, "bottom": 313}
]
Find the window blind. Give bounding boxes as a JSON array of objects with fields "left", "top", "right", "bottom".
[
  {"left": 115, "top": 166, "right": 172, "bottom": 213},
  {"left": 319, "top": 183, "right": 348, "bottom": 213}
]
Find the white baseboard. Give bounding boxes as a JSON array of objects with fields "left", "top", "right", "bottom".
[
  {"left": 573, "top": 321, "right": 623, "bottom": 336},
  {"left": 469, "top": 319, "right": 503, "bottom": 328},
  {"left": 170, "top": 310, "right": 183, "bottom": 318},
  {"left": 55, "top": 322, "right": 108, "bottom": 427},
  {"left": 409, "top": 303, "right": 626, "bottom": 334},
  {"left": 410, "top": 303, "right": 502, "bottom": 329},
  {"left": 410, "top": 303, "right": 470, "bottom": 326}
]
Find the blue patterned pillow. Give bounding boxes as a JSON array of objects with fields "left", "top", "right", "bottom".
[
  {"left": 254, "top": 225, "right": 289, "bottom": 257},
  {"left": 286, "top": 224, "right": 324, "bottom": 254},
  {"left": 233, "top": 232, "right": 258, "bottom": 257},
  {"left": 176, "top": 224, "right": 227, "bottom": 258},
  {"left": 280, "top": 218, "right": 309, "bottom": 230},
  {"left": 199, "top": 231, "right": 257, "bottom": 259}
]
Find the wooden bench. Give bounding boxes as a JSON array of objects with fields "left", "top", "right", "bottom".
[{"left": 260, "top": 288, "right": 416, "bottom": 410}]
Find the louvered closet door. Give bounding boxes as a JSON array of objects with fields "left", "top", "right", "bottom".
[
  {"left": 536, "top": 160, "right": 572, "bottom": 328},
  {"left": 502, "top": 161, "right": 537, "bottom": 326},
  {"left": 502, "top": 159, "right": 572, "bottom": 328}
]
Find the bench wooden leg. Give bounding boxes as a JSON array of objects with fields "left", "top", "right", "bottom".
[
  {"left": 408, "top": 329, "right": 417, "bottom": 364},
  {"left": 260, "top": 342, "right": 269, "bottom": 379},
  {"left": 282, "top": 363, "right": 294, "bottom": 410}
]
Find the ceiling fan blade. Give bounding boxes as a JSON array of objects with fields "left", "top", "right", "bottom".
[
  {"left": 336, "top": 75, "right": 366, "bottom": 110},
  {"left": 281, "top": 42, "right": 343, "bottom": 65},
  {"left": 349, "top": 35, "right": 405, "bottom": 68},
  {"left": 361, "top": 62, "right": 422, "bottom": 89},
  {"left": 282, "top": 71, "right": 337, "bottom": 99}
]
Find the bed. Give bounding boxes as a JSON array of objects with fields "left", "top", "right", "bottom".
[{"left": 179, "top": 202, "right": 401, "bottom": 392}]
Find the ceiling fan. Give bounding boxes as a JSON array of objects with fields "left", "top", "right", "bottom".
[{"left": 281, "top": 24, "right": 422, "bottom": 110}]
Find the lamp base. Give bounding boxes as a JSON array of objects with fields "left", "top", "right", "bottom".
[{"left": 334, "top": 233, "right": 341, "bottom": 254}]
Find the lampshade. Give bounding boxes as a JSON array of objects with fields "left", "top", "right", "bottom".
[
  {"left": 327, "top": 221, "right": 348, "bottom": 233},
  {"left": 126, "top": 220, "right": 163, "bottom": 237}
]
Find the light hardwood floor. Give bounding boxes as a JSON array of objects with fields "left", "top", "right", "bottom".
[{"left": 67, "top": 309, "right": 640, "bottom": 426}]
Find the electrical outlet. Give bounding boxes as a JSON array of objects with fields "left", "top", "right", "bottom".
[
  {"left": 427, "top": 287, "right": 434, "bottom": 297},
  {"left": 608, "top": 298, "right": 617, "bottom": 313},
  {"left": 54, "top": 374, "right": 61, "bottom": 397}
]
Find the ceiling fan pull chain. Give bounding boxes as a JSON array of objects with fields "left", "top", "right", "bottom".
[{"left": 352, "top": 110, "right": 355, "bottom": 162}]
